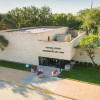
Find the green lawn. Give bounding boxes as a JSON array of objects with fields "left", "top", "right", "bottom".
[
  {"left": 58, "top": 64, "right": 100, "bottom": 85},
  {"left": 0, "top": 60, "right": 31, "bottom": 71}
]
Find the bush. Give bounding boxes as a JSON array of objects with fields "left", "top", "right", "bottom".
[
  {"left": 79, "top": 62, "right": 84, "bottom": 65},
  {"left": 88, "top": 62, "right": 92, "bottom": 65},
  {"left": 84, "top": 62, "right": 88, "bottom": 65},
  {"left": 75, "top": 61, "right": 79, "bottom": 64},
  {"left": 95, "top": 64, "right": 97, "bottom": 67}
]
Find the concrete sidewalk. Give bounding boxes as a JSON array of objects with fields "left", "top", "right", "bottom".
[
  {"left": 0, "top": 80, "right": 71, "bottom": 100},
  {"left": 54, "top": 79, "right": 100, "bottom": 100},
  {"left": 0, "top": 66, "right": 29, "bottom": 82},
  {"left": 0, "top": 66, "right": 100, "bottom": 100},
  {"left": 17, "top": 66, "right": 62, "bottom": 92}
]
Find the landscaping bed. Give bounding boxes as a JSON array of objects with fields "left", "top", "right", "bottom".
[
  {"left": 0, "top": 60, "right": 31, "bottom": 71},
  {"left": 58, "top": 63, "right": 100, "bottom": 85}
]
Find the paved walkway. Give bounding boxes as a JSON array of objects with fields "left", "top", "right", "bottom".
[
  {"left": 0, "top": 66, "right": 100, "bottom": 100},
  {"left": 18, "top": 66, "right": 62, "bottom": 92},
  {"left": 0, "top": 66, "right": 29, "bottom": 82},
  {"left": 0, "top": 80, "right": 71, "bottom": 100},
  {"left": 54, "top": 79, "right": 100, "bottom": 100}
]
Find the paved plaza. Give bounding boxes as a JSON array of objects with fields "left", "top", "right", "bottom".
[{"left": 18, "top": 66, "right": 62, "bottom": 92}]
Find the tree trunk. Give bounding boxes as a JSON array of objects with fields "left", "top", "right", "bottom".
[
  {"left": 86, "top": 26, "right": 89, "bottom": 35},
  {"left": 90, "top": 57, "right": 95, "bottom": 69},
  {"left": 85, "top": 49, "right": 96, "bottom": 69}
]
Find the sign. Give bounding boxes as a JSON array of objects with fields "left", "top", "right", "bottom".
[
  {"left": 25, "top": 64, "right": 30, "bottom": 69},
  {"left": 42, "top": 46, "right": 64, "bottom": 54}
]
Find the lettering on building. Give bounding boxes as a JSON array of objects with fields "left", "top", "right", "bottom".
[{"left": 42, "top": 47, "right": 64, "bottom": 54}]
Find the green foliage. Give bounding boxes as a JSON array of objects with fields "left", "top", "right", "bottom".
[
  {"left": 0, "top": 6, "right": 82, "bottom": 30},
  {"left": 75, "top": 61, "right": 79, "bottom": 64},
  {"left": 97, "top": 25, "right": 100, "bottom": 35},
  {"left": 84, "top": 62, "right": 88, "bottom": 65},
  {"left": 0, "top": 35, "right": 9, "bottom": 51},
  {"left": 77, "top": 35, "right": 100, "bottom": 69},
  {"left": 79, "top": 35, "right": 100, "bottom": 48},
  {"left": 88, "top": 62, "right": 92, "bottom": 65},
  {"left": 79, "top": 62, "right": 84, "bottom": 65},
  {"left": 0, "top": 6, "right": 100, "bottom": 34},
  {"left": 52, "top": 13, "right": 67, "bottom": 26},
  {"left": 59, "top": 64, "right": 100, "bottom": 85},
  {"left": 81, "top": 8, "right": 100, "bottom": 34},
  {"left": 0, "top": 60, "right": 31, "bottom": 71},
  {"left": 77, "top": 9, "right": 90, "bottom": 21}
]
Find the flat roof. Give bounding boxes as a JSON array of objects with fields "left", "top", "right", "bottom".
[{"left": 6, "top": 27, "right": 55, "bottom": 33}]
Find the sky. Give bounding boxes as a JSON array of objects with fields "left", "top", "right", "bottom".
[{"left": 0, "top": 0, "right": 100, "bottom": 14}]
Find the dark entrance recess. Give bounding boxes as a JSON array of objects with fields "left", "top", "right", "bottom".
[{"left": 39, "top": 56, "right": 69, "bottom": 69}]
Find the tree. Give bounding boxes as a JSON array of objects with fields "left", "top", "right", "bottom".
[
  {"left": 0, "top": 35, "right": 9, "bottom": 51},
  {"left": 52, "top": 13, "right": 81, "bottom": 29},
  {"left": 97, "top": 25, "right": 100, "bottom": 35},
  {"left": 52, "top": 13, "right": 67, "bottom": 26},
  {"left": 0, "top": 14, "right": 16, "bottom": 29},
  {"left": 76, "top": 35, "right": 100, "bottom": 69},
  {"left": 77, "top": 9, "right": 90, "bottom": 22},
  {"left": 1, "top": 6, "right": 100, "bottom": 31},
  {"left": 67, "top": 13, "right": 80, "bottom": 30},
  {"left": 38, "top": 6, "right": 52, "bottom": 26},
  {"left": 81, "top": 8, "right": 100, "bottom": 34}
]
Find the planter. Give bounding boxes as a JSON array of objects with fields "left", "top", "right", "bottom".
[
  {"left": 31, "top": 66, "right": 37, "bottom": 72},
  {"left": 31, "top": 68, "right": 37, "bottom": 73},
  {"left": 70, "top": 60, "right": 75, "bottom": 65},
  {"left": 38, "top": 74, "right": 44, "bottom": 78},
  {"left": 65, "top": 64, "right": 71, "bottom": 71},
  {"left": 52, "top": 70, "right": 58, "bottom": 77},
  {"left": 37, "top": 71, "right": 44, "bottom": 78}
]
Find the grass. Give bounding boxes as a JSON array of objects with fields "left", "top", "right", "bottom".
[
  {"left": 0, "top": 60, "right": 100, "bottom": 85},
  {"left": 0, "top": 60, "right": 31, "bottom": 71},
  {"left": 58, "top": 64, "right": 100, "bottom": 85}
]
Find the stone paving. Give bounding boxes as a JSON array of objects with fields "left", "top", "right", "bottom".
[{"left": 17, "top": 66, "right": 62, "bottom": 92}]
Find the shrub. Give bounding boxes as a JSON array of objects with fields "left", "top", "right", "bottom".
[
  {"left": 75, "top": 61, "right": 79, "bottom": 64},
  {"left": 80, "top": 62, "right": 84, "bottom": 65},
  {"left": 84, "top": 62, "right": 88, "bottom": 65},
  {"left": 88, "top": 62, "right": 92, "bottom": 65},
  {"left": 95, "top": 64, "right": 97, "bottom": 67}
]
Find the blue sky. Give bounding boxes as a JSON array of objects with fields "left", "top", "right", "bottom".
[{"left": 0, "top": 0, "right": 100, "bottom": 14}]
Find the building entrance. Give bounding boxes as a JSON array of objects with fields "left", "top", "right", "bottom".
[{"left": 39, "top": 56, "right": 67, "bottom": 69}]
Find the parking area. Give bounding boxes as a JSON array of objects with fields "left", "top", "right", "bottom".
[{"left": 0, "top": 66, "right": 29, "bottom": 82}]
